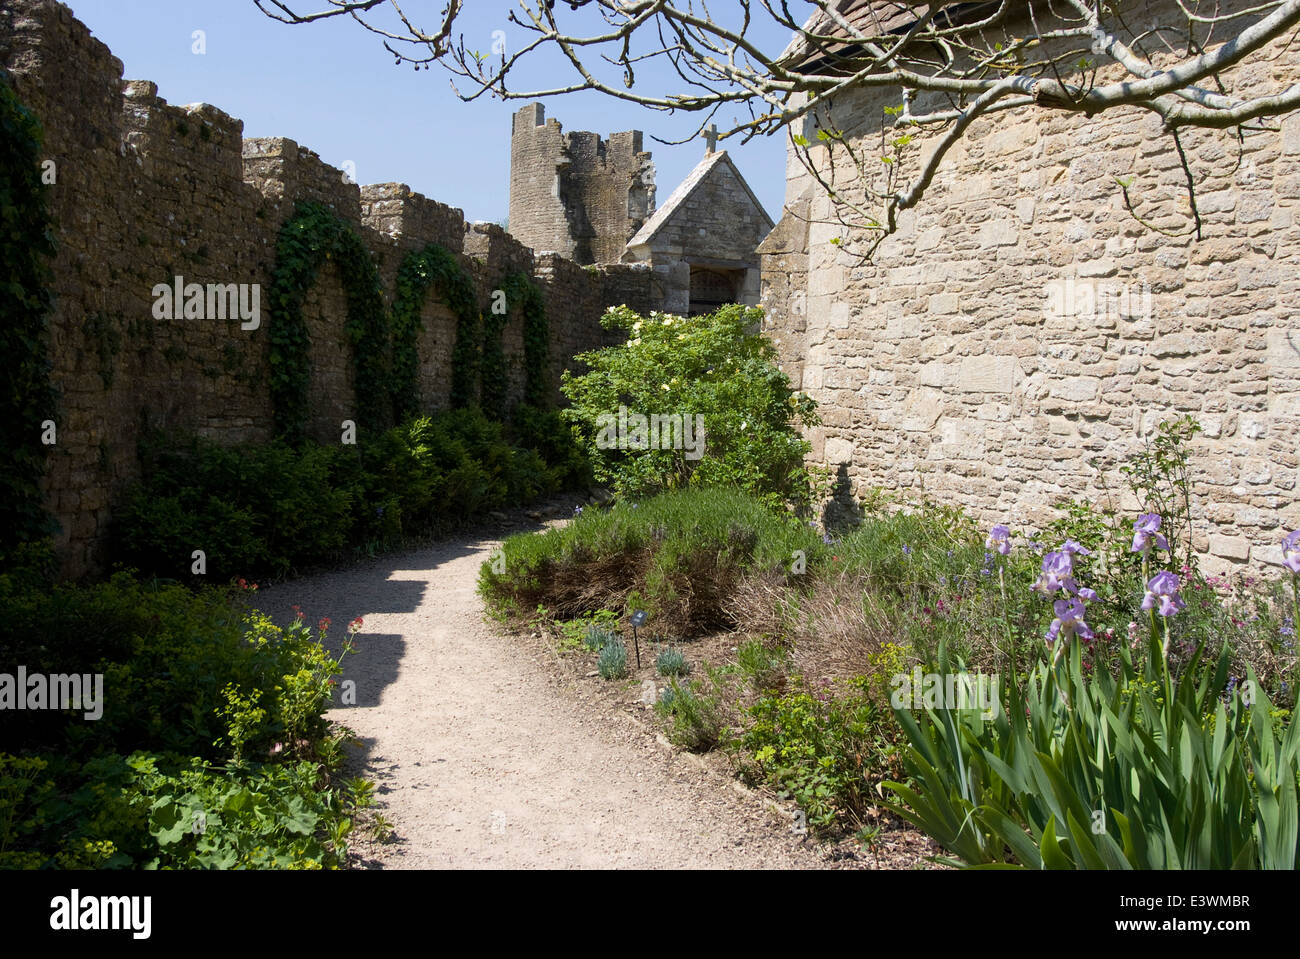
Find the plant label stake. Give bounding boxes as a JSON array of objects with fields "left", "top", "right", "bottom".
[{"left": 630, "top": 609, "right": 647, "bottom": 669}]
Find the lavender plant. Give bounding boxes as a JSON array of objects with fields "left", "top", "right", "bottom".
[
  {"left": 656, "top": 646, "right": 690, "bottom": 678},
  {"left": 597, "top": 638, "right": 628, "bottom": 680}
]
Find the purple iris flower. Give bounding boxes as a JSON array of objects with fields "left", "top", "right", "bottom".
[
  {"left": 1141, "top": 571, "right": 1186, "bottom": 617},
  {"left": 1132, "top": 513, "right": 1170, "bottom": 554},
  {"left": 1047, "top": 598, "right": 1094, "bottom": 644},
  {"left": 1282, "top": 529, "right": 1300, "bottom": 574},
  {"left": 1076, "top": 586, "right": 1099, "bottom": 603},
  {"left": 1032, "top": 551, "right": 1078, "bottom": 596},
  {"left": 1221, "top": 676, "right": 1238, "bottom": 704},
  {"left": 986, "top": 525, "right": 1012, "bottom": 556},
  {"left": 1061, "top": 540, "right": 1091, "bottom": 556}
]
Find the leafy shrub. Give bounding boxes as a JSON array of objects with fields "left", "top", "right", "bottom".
[
  {"left": 560, "top": 305, "right": 824, "bottom": 512},
  {"left": 478, "top": 487, "right": 823, "bottom": 634},
  {"left": 0, "top": 574, "right": 347, "bottom": 761},
  {"left": 116, "top": 434, "right": 351, "bottom": 581},
  {"left": 597, "top": 639, "right": 628, "bottom": 679},
  {"left": 116, "top": 407, "right": 578, "bottom": 581},
  {"left": 510, "top": 403, "right": 592, "bottom": 491},
  {"left": 656, "top": 646, "right": 690, "bottom": 677}
]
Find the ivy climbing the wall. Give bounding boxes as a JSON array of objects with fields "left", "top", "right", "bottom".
[
  {"left": 0, "top": 70, "right": 59, "bottom": 562},
  {"left": 499, "top": 271, "right": 550, "bottom": 409},
  {"left": 390, "top": 242, "right": 480, "bottom": 422},
  {"left": 266, "top": 202, "right": 391, "bottom": 441},
  {"left": 267, "top": 205, "right": 553, "bottom": 441},
  {"left": 480, "top": 292, "right": 510, "bottom": 421}
]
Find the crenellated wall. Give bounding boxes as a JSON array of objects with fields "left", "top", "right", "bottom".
[{"left": 0, "top": 0, "right": 656, "bottom": 579}]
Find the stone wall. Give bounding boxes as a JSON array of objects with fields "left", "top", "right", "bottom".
[
  {"left": 0, "top": 0, "right": 634, "bottom": 579},
  {"left": 594, "top": 262, "right": 664, "bottom": 318},
  {"left": 761, "top": 0, "right": 1300, "bottom": 570}
]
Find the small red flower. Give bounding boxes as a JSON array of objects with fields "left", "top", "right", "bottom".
[{"left": 318, "top": 617, "right": 332, "bottom": 631}]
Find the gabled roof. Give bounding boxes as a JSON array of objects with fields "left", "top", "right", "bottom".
[{"left": 626, "top": 150, "right": 774, "bottom": 249}]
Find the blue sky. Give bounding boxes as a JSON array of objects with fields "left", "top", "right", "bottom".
[{"left": 64, "top": 0, "right": 795, "bottom": 226}]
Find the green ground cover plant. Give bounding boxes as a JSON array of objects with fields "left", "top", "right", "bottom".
[{"left": 0, "top": 561, "right": 367, "bottom": 868}]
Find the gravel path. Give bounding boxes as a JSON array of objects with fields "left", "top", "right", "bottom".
[{"left": 258, "top": 525, "right": 830, "bottom": 869}]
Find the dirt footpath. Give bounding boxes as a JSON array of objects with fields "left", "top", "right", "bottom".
[{"left": 259, "top": 527, "right": 834, "bottom": 869}]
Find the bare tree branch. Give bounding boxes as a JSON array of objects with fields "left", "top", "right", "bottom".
[{"left": 254, "top": 0, "right": 1300, "bottom": 260}]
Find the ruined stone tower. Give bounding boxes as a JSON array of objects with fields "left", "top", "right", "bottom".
[{"left": 509, "top": 103, "right": 656, "bottom": 265}]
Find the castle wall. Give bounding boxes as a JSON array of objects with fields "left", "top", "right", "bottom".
[
  {"left": 761, "top": 0, "right": 1300, "bottom": 569},
  {"left": 0, "top": 0, "right": 633, "bottom": 579}
]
